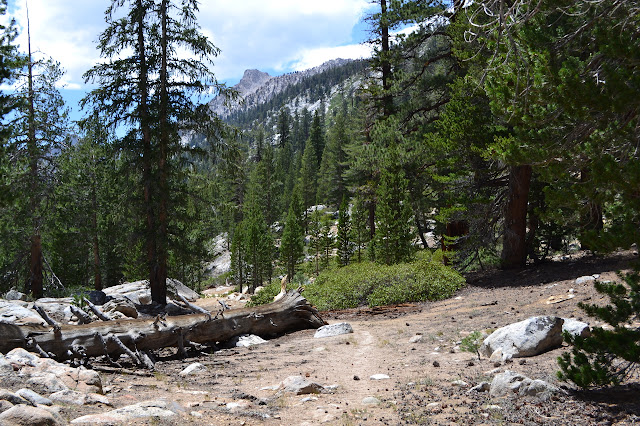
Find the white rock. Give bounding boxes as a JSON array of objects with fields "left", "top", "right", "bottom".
[
  {"left": 228, "top": 334, "right": 267, "bottom": 347},
  {"left": 0, "top": 389, "right": 30, "bottom": 405},
  {"left": 16, "top": 389, "right": 51, "bottom": 406},
  {"left": 4, "top": 290, "right": 27, "bottom": 301},
  {"left": 575, "top": 275, "right": 596, "bottom": 285},
  {"left": 281, "top": 376, "right": 324, "bottom": 395},
  {"left": 451, "top": 380, "right": 469, "bottom": 387},
  {"left": 370, "top": 374, "right": 390, "bottom": 380},
  {"left": 479, "top": 316, "right": 564, "bottom": 359},
  {"left": 102, "top": 278, "right": 198, "bottom": 305},
  {"left": 0, "top": 302, "right": 46, "bottom": 325},
  {"left": 0, "top": 404, "right": 65, "bottom": 425},
  {"left": 49, "top": 390, "right": 89, "bottom": 406},
  {"left": 314, "top": 322, "right": 353, "bottom": 338},
  {"left": 179, "top": 362, "right": 207, "bottom": 376},
  {"left": 362, "top": 396, "right": 381, "bottom": 404},
  {"left": 102, "top": 297, "right": 138, "bottom": 318},
  {"left": 71, "top": 400, "right": 177, "bottom": 423},
  {"left": 490, "top": 370, "right": 558, "bottom": 399},
  {"left": 409, "top": 335, "right": 423, "bottom": 343},
  {"left": 468, "top": 382, "right": 491, "bottom": 393},
  {"left": 562, "top": 318, "right": 591, "bottom": 338},
  {"left": 4, "top": 348, "right": 40, "bottom": 367}
]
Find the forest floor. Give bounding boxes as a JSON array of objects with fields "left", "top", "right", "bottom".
[{"left": 62, "top": 250, "right": 640, "bottom": 425}]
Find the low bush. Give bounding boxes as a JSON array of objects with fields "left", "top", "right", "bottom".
[{"left": 262, "top": 251, "right": 466, "bottom": 311}]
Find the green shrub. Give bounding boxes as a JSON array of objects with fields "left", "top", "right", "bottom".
[
  {"left": 248, "top": 251, "right": 465, "bottom": 310},
  {"left": 302, "top": 253, "right": 465, "bottom": 311},
  {"left": 246, "top": 280, "right": 281, "bottom": 307}
]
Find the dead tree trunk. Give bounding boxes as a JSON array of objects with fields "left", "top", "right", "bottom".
[{"left": 0, "top": 290, "right": 324, "bottom": 365}]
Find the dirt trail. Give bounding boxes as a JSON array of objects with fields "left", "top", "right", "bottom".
[{"left": 56, "top": 251, "right": 640, "bottom": 424}]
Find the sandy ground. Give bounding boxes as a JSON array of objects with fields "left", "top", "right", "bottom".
[{"left": 57, "top": 251, "right": 640, "bottom": 425}]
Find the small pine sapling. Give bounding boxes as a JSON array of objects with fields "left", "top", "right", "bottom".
[
  {"left": 460, "top": 330, "right": 483, "bottom": 360},
  {"left": 557, "top": 272, "right": 640, "bottom": 388}
]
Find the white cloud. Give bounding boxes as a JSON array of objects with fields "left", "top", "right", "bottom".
[
  {"left": 7, "top": 0, "right": 374, "bottom": 90},
  {"left": 290, "top": 44, "right": 372, "bottom": 72},
  {"left": 9, "top": 0, "right": 104, "bottom": 89}
]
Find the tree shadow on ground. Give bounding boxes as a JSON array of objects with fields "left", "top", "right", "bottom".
[
  {"left": 464, "top": 250, "right": 638, "bottom": 289},
  {"left": 569, "top": 383, "right": 640, "bottom": 422}
]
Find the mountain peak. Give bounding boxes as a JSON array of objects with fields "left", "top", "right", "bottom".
[
  {"left": 237, "top": 69, "right": 272, "bottom": 96},
  {"left": 209, "top": 58, "right": 360, "bottom": 119}
]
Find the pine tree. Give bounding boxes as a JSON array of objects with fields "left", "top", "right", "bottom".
[
  {"left": 317, "top": 107, "right": 349, "bottom": 207},
  {"left": 336, "top": 197, "right": 352, "bottom": 267},
  {"left": 374, "top": 156, "right": 414, "bottom": 265},
  {"left": 558, "top": 272, "right": 640, "bottom": 388},
  {"left": 280, "top": 186, "right": 304, "bottom": 280},
  {"left": 0, "top": 0, "right": 20, "bottom": 143},
  {"left": 83, "top": 0, "right": 227, "bottom": 304},
  {"left": 299, "top": 138, "right": 318, "bottom": 212},
  {"left": 350, "top": 194, "right": 369, "bottom": 263},
  {"left": 308, "top": 111, "right": 325, "bottom": 167},
  {"left": 308, "top": 207, "right": 323, "bottom": 275},
  {"left": 4, "top": 23, "right": 70, "bottom": 297},
  {"left": 240, "top": 167, "right": 275, "bottom": 292}
]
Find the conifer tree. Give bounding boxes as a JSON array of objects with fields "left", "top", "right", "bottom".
[
  {"left": 280, "top": 186, "right": 304, "bottom": 280},
  {"left": 317, "top": 107, "right": 349, "bottom": 207},
  {"left": 308, "top": 207, "right": 322, "bottom": 275},
  {"left": 350, "top": 195, "right": 369, "bottom": 263},
  {"left": 308, "top": 111, "right": 325, "bottom": 167},
  {"left": 299, "top": 138, "right": 318, "bottom": 212},
  {"left": 0, "top": 0, "right": 19, "bottom": 143},
  {"left": 558, "top": 272, "right": 640, "bottom": 388},
  {"left": 374, "top": 154, "right": 414, "bottom": 265},
  {"left": 336, "top": 197, "right": 352, "bottom": 267},
  {"left": 4, "top": 20, "right": 70, "bottom": 297},
  {"left": 83, "top": 0, "right": 227, "bottom": 304},
  {"left": 238, "top": 167, "right": 275, "bottom": 292}
]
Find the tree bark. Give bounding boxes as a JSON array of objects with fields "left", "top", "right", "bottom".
[
  {"left": 135, "top": 0, "right": 162, "bottom": 305},
  {"left": 501, "top": 164, "right": 532, "bottom": 269},
  {"left": 25, "top": 9, "right": 43, "bottom": 299},
  {"left": 0, "top": 291, "right": 325, "bottom": 363},
  {"left": 155, "top": 0, "right": 170, "bottom": 306}
]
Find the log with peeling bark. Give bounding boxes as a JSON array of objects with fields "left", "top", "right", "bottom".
[{"left": 0, "top": 290, "right": 325, "bottom": 365}]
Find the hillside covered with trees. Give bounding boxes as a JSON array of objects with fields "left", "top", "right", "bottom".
[{"left": 1, "top": 0, "right": 637, "bottom": 316}]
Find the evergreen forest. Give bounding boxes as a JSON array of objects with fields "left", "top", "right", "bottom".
[{"left": 1, "top": 0, "right": 638, "bottom": 315}]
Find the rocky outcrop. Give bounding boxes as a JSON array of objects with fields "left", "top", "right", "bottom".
[{"left": 208, "top": 59, "right": 353, "bottom": 119}]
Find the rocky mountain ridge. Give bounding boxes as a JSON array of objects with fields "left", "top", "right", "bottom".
[{"left": 209, "top": 58, "right": 355, "bottom": 120}]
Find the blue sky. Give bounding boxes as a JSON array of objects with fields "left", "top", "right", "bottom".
[{"left": 4, "top": 0, "right": 376, "bottom": 122}]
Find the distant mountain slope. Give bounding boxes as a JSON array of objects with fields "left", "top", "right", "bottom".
[{"left": 210, "top": 58, "right": 369, "bottom": 130}]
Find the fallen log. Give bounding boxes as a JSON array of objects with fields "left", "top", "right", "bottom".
[{"left": 0, "top": 290, "right": 325, "bottom": 364}]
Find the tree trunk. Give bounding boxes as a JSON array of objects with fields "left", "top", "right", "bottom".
[
  {"left": 155, "top": 0, "right": 170, "bottom": 306},
  {"left": 91, "top": 175, "right": 102, "bottom": 291},
  {"left": 579, "top": 168, "right": 603, "bottom": 250},
  {"left": 27, "top": 234, "right": 43, "bottom": 298},
  {"left": 441, "top": 220, "right": 469, "bottom": 266},
  {"left": 0, "top": 291, "right": 325, "bottom": 363},
  {"left": 379, "top": 0, "right": 393, "bottom": 118},
  {"left": 26, "top": 11, "right": 43, "bottom": 299},
  {"left": 135, "top": 0, "right": 162, "bottom": 305},
  {"left": 501, "top": 164, "right": 532, "bottom": 269}
]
